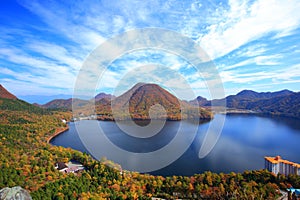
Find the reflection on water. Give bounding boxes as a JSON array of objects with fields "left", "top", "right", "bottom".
[{"left": 51, "top": 114, "right": 300, "bottom": 176}]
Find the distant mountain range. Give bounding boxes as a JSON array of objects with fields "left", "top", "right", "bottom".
[
  {"left": 190, "top": 89, "right": 300, "bottom": 118},
  {"left": 1, "top": 83, "right": 299, "bottom": 119},
  {"left": 19, "top": 94, "right": 72, "bottom": 104},
  {"left": 37, "top": 98, "right": 90, "bottom": 110},
  {"left": 35, "top": 83, "right": 212, "bottom": 120}
]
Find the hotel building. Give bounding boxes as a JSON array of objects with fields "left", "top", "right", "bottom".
[{"left": 265, "top": 156, "right": 300, "bottom": 176}]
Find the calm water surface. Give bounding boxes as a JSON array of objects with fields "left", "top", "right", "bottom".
[{"left": 51, "top": 114, "right": 300, "bottom": 176}]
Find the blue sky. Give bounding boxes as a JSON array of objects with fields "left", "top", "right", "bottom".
[{"left": 0, "top": 0, "right": 300, "bottom": 103}]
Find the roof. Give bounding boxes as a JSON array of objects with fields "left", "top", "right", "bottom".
[
  {"left": 56, "top": 162, "right": 68, "bottom": 170},
  {"left": 265, "top": 156, "right": 300, "bottom": 168},
  {"left": 65, "top": 166, "right": 79, "bottom": 173}
]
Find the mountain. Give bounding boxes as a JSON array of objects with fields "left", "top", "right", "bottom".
[
  {"left": 94, "top": 93, "right": 115, "bottom": 101},
  {"left": 0, "top": 84, "right": 51, "bottom": 114},
  {"left": 40, "top": 93, "right": 115, "bottom": 110},
  {"left": 189, "top": 96, "right": 209, "bottom": 106},
  {"left": 0, "top": 84, "right": 17, "bottom": 100},
  {"left": 191, "top": 89, "right": 299, "bottom": 118},
  {"left": 245, "top": 92, "right": 300, "bottom": 118},
  {"left": 113, "top": 83, "right": 181, "bottom": 120},
  {"left": 96, "top": 83, "right": 212, "bottom": 120},
  {"left": 0, "top": 97, "right": 50, "bottom": 114},
  {"left": 40, "top": 98, "right": 90, "bottom": 110},
  {"left": 236, "top": 89, "right": 293, "bottom": 99}
]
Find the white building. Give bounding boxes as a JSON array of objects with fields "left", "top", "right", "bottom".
[{"left": 265, "top": 156, "right": 300, "bottom": 176}]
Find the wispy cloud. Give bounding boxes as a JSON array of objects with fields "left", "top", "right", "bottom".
[
  {"left": 220, "top": 63, "right": 300, "bottom": 84},
  {"left": 198, "top": 0, "right": 300, "bottom": 59}
]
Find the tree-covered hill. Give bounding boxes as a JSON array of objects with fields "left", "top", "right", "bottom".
[
  {"left": 191, "top": 90, "right": 300, "bottom": 118},
  {"left": 0, "top": 97, "right": 50, "bottom": 114},
  {"left": 97, "top": 83, "right": 213, "bottom": 120}
]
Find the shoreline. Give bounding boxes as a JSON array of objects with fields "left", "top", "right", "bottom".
[{"left": 47, "top": 126, "right": 69, "bottom": 144}]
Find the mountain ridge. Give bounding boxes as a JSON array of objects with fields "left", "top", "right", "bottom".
[
  {"left": 191, "top": 89, "right": 300, "bottom": 118},
  {"left": 95, "top": 93, "right": 115, "bottom": 101},
  {"left": 97, "top": 83, "right": 212, "bottom": 120},
  {"left": 3, "top": 83, "right": 298, "bottom": 119}
]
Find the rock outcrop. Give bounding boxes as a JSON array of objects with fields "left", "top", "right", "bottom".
[{"left": 0, "top": 186, "right": 32, "bottom": 200}]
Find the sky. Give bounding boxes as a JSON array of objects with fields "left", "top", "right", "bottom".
[{"left": 0, "top": 0, "right": 300, "bottom": 103}]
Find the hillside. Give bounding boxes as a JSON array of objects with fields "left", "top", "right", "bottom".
[
  {"left": 0, "top": 85, "right": 49, "bottom": 114},
  {"left": 246, "top": 92, "right": 300, "bottom": 118},
  {"left": 40, "top": 98, "right": 90, "bottom": 110},
  {"left": 0, "top": 87, "right": 75, "bottom": 192},
  {"left": 191, "top": 89, "right": 300, "bottom": 118},
  {"left": 96, "top": 83, "right": 213, "bottom": 120},
  {"left": 40, "top": 92, "right": 114, "bottom": 111},
  {"left": 0, "top": 98, "right": 50, "bottom": 115}
]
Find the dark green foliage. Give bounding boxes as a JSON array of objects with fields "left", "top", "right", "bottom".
[{"left": 0, "top": 98, "right": 50, "bottom": 114}]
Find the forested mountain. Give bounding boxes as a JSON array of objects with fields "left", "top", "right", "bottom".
[
  {"left": 41, "top": 83, "right": 213, "bottom": 120},
  {"left": 40, "top": 98, "right": 90, "bottom": 110},
  {"left": 96, "top": 83, "right": 212, "bottom": 120},
  {"left": 191, "top": 89, "right": 300, "bottom": 118},
  {"left": 235, "top": 89, "right": 293, "bottom": 99},
  {"left": 0, "top": 98, "right": 50, "bottom": 115},
  {"left": 0, "top": 85, "right": 49, "bottom": 114}
]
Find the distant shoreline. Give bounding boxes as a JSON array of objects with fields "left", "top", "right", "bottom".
[
  {"left": 96, "top": 113, "right": 214, "bottom": 121},
  {"left": 47, "top": 126, "right": 69, "bottom": 143},
  {"left": 215, "top": 109, "right": 258, "bottom": 114}
]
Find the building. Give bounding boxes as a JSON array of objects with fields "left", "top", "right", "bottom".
[
  {"left": 265, "top": 156, "right": 300, "bottom": 176},
  {"left": 55, "top": 162, "right": 68, "bottom": 172},
  {"left": 55, "top": 160, "right": 85, "bottom": 174}
]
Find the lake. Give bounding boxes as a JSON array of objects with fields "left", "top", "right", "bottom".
[{"left": 51, "top": 114, "right": 300, "bottom": 176}]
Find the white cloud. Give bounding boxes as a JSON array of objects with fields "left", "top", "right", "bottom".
[
  {"left": 0, "top": 46, "right": 76, "bottom": 93},
  {"left": 233, "top": 44, "right": 268, "bottom": 58},
  {"left": 220, "top": 63, "right": 300, "bottom": 84},
  {"left": 198, "top": 0, "right": 300, "bottom": 59},
  {"left": 221, "top": 59, "right": 253, "bottom": 70},
  {"left": 20, "top": 1, "right": 106, "bottom": 50},
  {"left": 221, "top": 53, "right": 282, "bottom": 71},
  {"left": 254, "top": 55, "right": 282, "bottom": 66},
  {"left": 27, "top": 41, "right": 82, "bottom": 70}
]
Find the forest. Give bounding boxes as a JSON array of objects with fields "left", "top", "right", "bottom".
[{"left": 1, "top": 97, "right": 300, "bottom": 199}]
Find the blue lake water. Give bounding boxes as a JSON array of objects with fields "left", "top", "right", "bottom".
[{"left": 51, "top": 114, "right": 300, "bottom": 176}]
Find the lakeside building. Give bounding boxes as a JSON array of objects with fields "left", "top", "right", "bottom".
[
  {"left": 55, "top": 160, "right": 85, "bottom": 174},
  {"left": 265, "top": 156, "right": 300, "bottom": 176}
]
